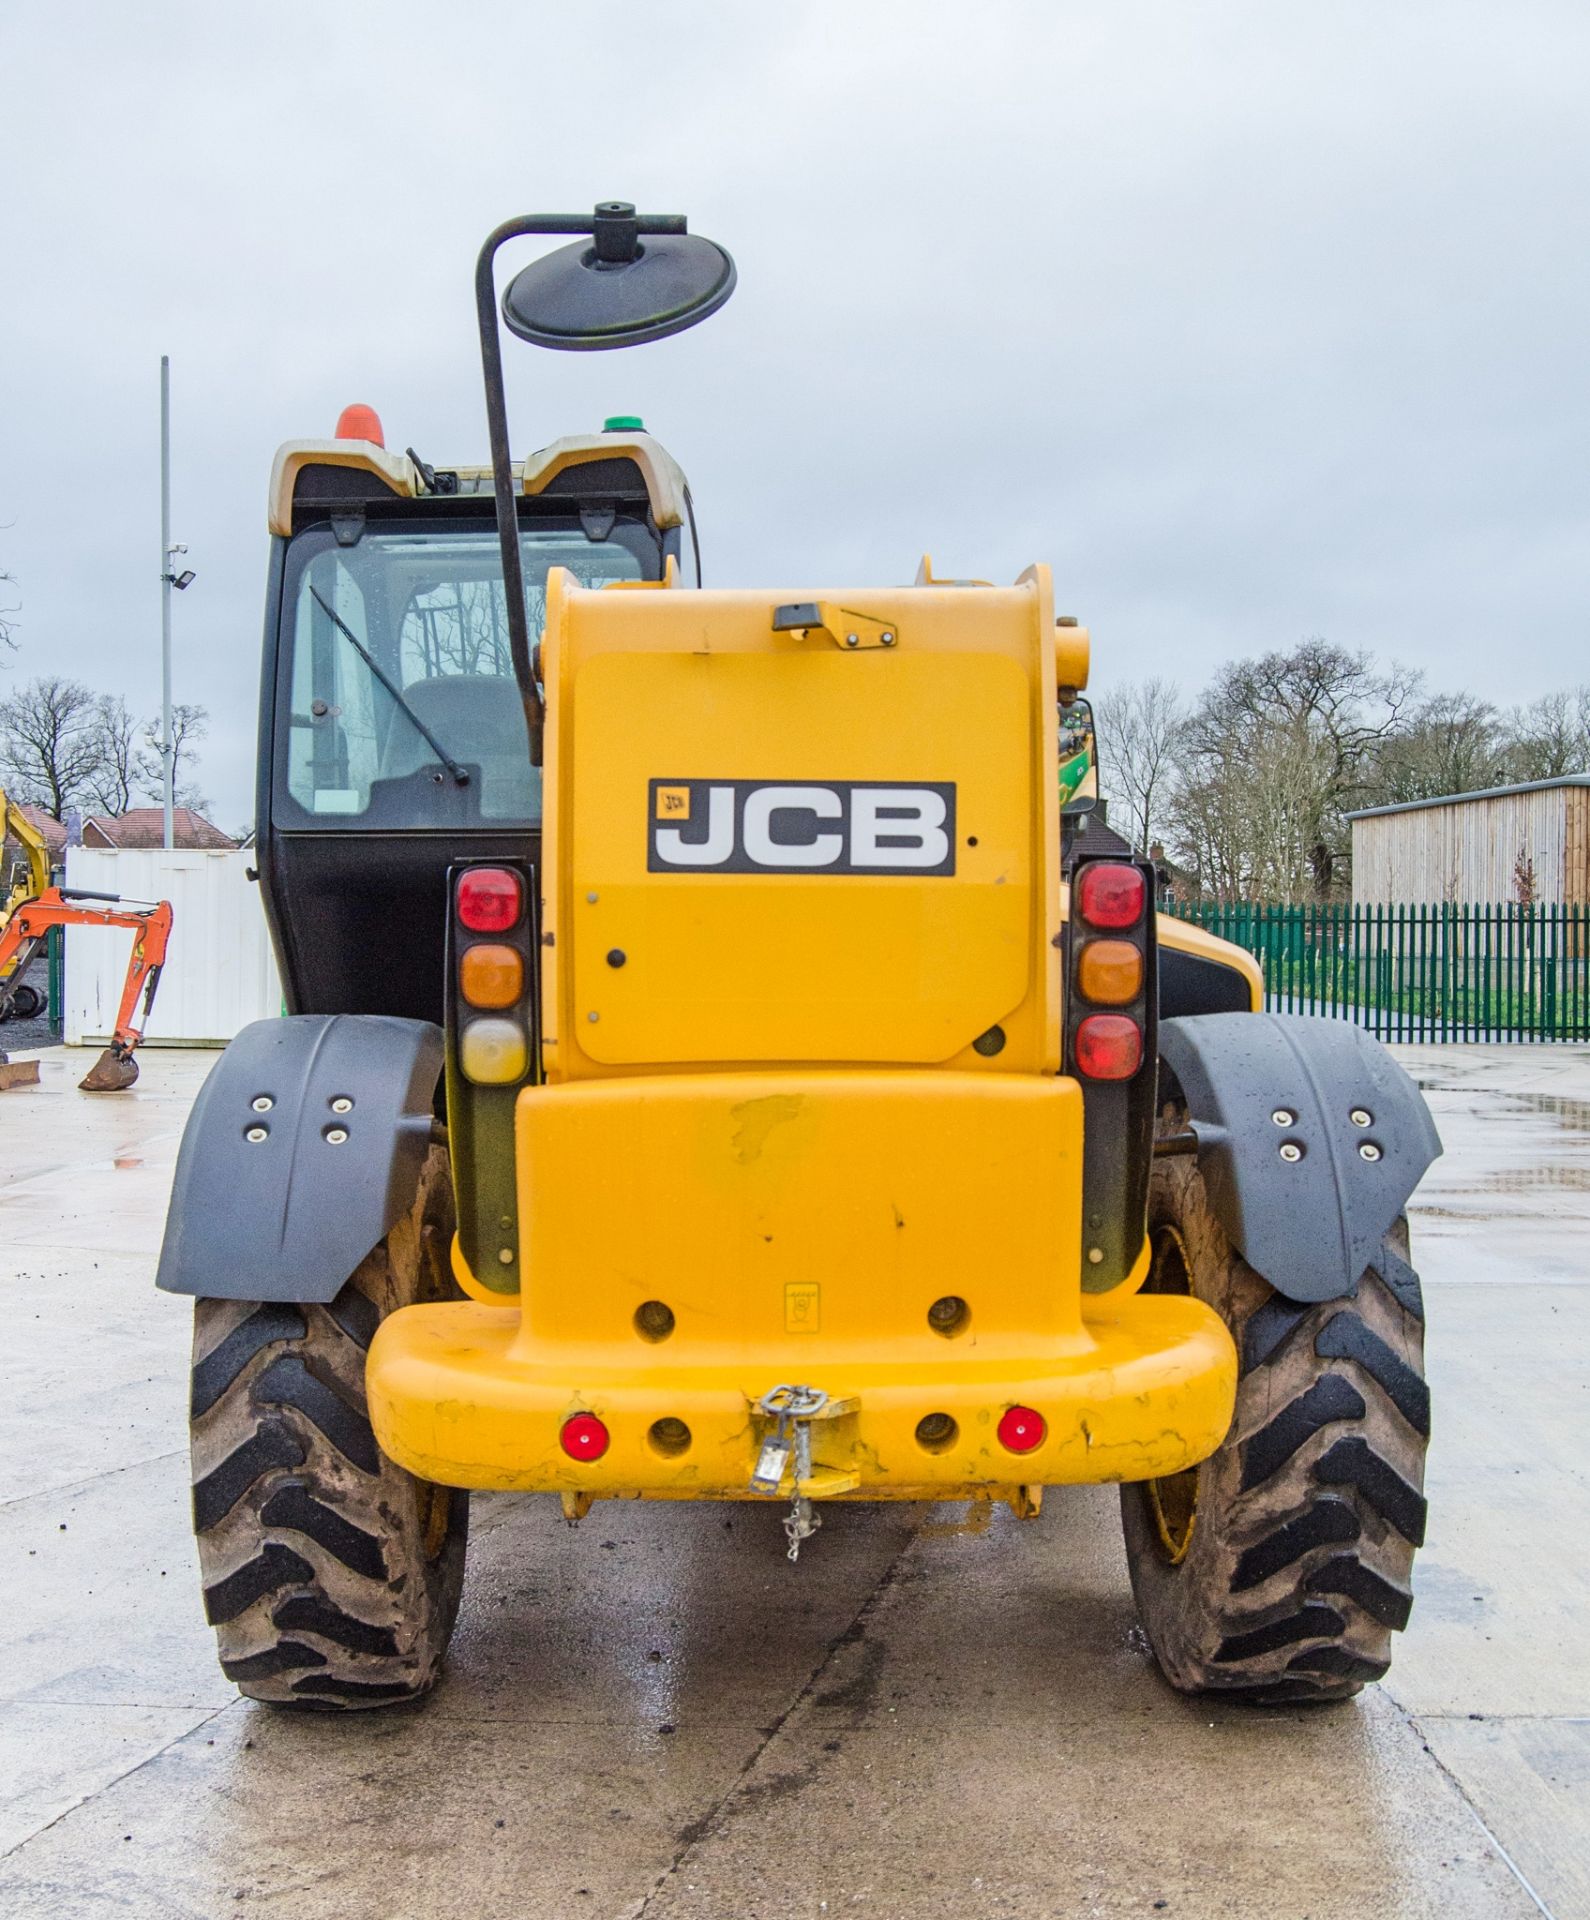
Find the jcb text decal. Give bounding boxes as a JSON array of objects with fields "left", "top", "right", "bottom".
[{"left": 648, "top": 779, "right": 956, "bottom": 875}]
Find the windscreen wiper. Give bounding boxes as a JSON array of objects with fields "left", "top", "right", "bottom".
[{"left": 307, "top": 585, "right": 470, "bottom": 787}]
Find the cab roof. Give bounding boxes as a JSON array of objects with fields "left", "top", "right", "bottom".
[{"left": 267, "top": 431, "right": 690, "bottom": 537}]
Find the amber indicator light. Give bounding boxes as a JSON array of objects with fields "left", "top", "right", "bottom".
[
  {"left": 460, "top": 942, "right": 524, "bottom": 1009},
  {"left": 1076, "top": 937, "right": 1143, "bottom": 1005}
]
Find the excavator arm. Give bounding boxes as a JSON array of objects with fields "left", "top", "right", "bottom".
[{"left": 0, "top": 886, "right": 174, "bottom": 1091}]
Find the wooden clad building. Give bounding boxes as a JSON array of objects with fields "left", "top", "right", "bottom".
[{"left": 1348, "top": 776, "right": 1590, "bottom": 905}]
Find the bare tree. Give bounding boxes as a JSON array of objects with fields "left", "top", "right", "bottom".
[
  {"left": 1371, "top": 690, "right": 1507, "bottom": 803},
  {"left": 0, "top": 676, "right": 106, "bottom": 818},
  {"left": 1503, "top": 686, "right": 1590, "bottom": 782},
  {"left": 85, "top": 695, "right": 138, "bottom": 814},
  {"left": 1095, "top": 677, "right": 1184, "bottom": 854},
  {"left": 137, "top": 702, "right": 210, "bottom": 814},
  {"left": 1170, "top": 640, "right": 1419, "bottom": 901},
  {"left": 1512, "top": 846, "right": 1538, "bottom": 911},
  {"left": 0, "top": 565, "right": 17, "bottom": 655}
]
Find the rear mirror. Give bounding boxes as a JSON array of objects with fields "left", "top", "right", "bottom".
[
  {"left": 1058, "top": 696, "right": 1098, "bottom": 816},
  {"left": 500, "top": 203, "right": 736, "bottom": 352},
  {"left": 475, "top": 201, "right": 737, "bottom": 762}
]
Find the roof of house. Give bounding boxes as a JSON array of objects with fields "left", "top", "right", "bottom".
[
  {"left": 12, "top": 804, "right": 66, "bottom": 851},
  {"left": 1070, "top": 811, "right": 1137, "bottom": 859},
  {"left": 1347, "top": 773, "right": 1590, "bottom": 822},
  {"left": 82, "top": 807, "right": 236, "bottom": 850}
]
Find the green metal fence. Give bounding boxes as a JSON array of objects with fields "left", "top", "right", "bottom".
[{"left": 1161, "top": 899, "right": 1590, "bottom": 1042}]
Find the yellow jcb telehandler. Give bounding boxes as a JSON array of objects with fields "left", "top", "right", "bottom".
[{"left": 158, "top": 203, "right": 1439, "bottom": 1711}]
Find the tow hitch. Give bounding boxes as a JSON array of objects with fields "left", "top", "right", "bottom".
[{"left": 750, "top": 1383, "right": 860, "bottom": 1561}]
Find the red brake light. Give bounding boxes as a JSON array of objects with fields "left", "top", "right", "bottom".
[
  {"left": 1075, "top": 1013, "right": 1144, "bottom": 1080},
  {"left": 997, "top": 1405, "right": 1046, "bottom": 1454},
  {"left": 560, "top": 1413, "right": 609, "bottom": 1461},
  {"left": 335, "top": 403, "right": 385, "bottom": 446},
  {"left": 1076, "top": 863, "right": 1146, "bottom": 929},
  {"left": 456, "top": 867, "right": 523, "bottom": 934}
]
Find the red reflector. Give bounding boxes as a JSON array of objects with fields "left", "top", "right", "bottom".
[
  {"left": 1075, "top": 1013, "right": 1144, "bottom": 1080},
  {"left": 456, "top": 866, "right": 522, "bottom": 933},
  {"left": 335, "top": 403, "right": 385, "bottom": 447},
  {"left": 560, "top": 1414, "right": 609, "bottom": 1461},
  {"left": 997, "top": 1405, "right": 1046, "bottom": 1454},
  {"left": 1076, "top": 863, "right": 1146, "bottom": 929}
]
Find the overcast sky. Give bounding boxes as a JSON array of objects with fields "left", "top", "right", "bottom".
[{"left": 3, "top": 2, "right": 1587, "bottom": 828}]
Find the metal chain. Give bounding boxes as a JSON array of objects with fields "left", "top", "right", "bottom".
[{"left": 751, "top": 1384, "right": 829, "bottom": 1561}]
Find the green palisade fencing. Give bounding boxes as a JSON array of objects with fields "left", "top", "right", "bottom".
[{"left": 1161, "top": 899, "right": 1590, "bottom": 1042}]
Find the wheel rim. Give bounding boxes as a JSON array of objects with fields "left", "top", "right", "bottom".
[
  {"left": 1143, "top": 1224, "right": 1199, "bottom": 1565},
  {"left": 422, "top": 1484, "right": 453, "bottom": 1561}
]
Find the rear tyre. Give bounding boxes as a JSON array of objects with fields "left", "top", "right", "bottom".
[
  {"left": 5, "top": 983, "right": 42, "bottom": 1021},
  {"left": 189, "top": 1144, "right": 467, "bottom": 1708},
  {"left": 1121, "top": 1111, "right": 1428, "bottom": 1703}
]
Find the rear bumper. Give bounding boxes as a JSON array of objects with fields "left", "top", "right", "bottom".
[{"left": 366, "top": 1293, "right": 1237, "bottom": 1498}]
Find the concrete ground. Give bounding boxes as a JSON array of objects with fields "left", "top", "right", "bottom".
[{"left": 0, "top": 1041, "right": 1585, "bottom": 1920}]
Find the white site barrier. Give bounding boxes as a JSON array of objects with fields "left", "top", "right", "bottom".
[{"left": 63, "top": 848, "right": 282, "bottom": 1047}]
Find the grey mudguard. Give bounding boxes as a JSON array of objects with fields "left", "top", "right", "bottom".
[
  {"left": 157, "top": 1014, "right": 444, "bottom": 1301},
  {"left": 1158, "top": 1012, "right": 1442, "bottom": 1304}
]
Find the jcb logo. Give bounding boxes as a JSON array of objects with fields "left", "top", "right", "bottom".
[{"left": 648, "top": 779, "right": 956, "bottom": 875}]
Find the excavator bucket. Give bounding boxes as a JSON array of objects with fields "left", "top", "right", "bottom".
[{"left": 79, "top": 1047, "right": 139, "bottom": 1093}]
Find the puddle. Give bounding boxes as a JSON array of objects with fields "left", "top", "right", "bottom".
[
  {"left": 918, "top": 1500, "right": 996, "bottom": 1539},
  {"left": 1480, "top": 1165, "right": 1590, "bottom": 1193},
  {"left": 1501, "top": 1092, "right": 1590, "bottom": 1130}
]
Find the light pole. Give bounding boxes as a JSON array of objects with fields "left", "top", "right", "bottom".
[
  {"left": 159, "top": 356, "right": 173, "bottom": 849},
  {"left": 158, "top": 356, "right": 195, "bottom": 849}
]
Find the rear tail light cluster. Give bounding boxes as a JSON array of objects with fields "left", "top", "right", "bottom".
[
  {"left": 453, "top": 865, "right": 534, "bottom": 1086},
  {"left": 1068, "top": 860, "right": 1151, "bottom": 1081},
  {"left": 1066, "top": 856, "right": 1159, "bottom": 1291}
]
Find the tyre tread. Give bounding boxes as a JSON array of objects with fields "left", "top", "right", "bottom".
[
  {"left": 1230, "top": 1495, "right": 1360, "bottom": 1592},
  {"left": 1314, "top": 1312, "right": 1430, "bottom": 1436},
  {"left": 193, "top": 1419, "right": 306, "bottom": 1533},
  {"left": 202, "top": 1543, "right": 315, "bottom": 1624},
  {"left": 187, "top": 1144, "right": 466, "bottom": 1711},
  {"left": 1239, "top": 1374, "right": 1365, "bottom": 1490},
  {"left": 191, "top": 1304, "right": 305, "bottom": 1417},
  {"left": 1122, "top": 1128, "right": 1428, "bottom": 1704},
  {"left": 252, "top": 1354, "right": 380, "bottom": 1473}
]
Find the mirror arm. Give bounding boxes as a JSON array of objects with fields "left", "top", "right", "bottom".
[{"left": 473, "top": 210, "right": 690, "bottom": 767}]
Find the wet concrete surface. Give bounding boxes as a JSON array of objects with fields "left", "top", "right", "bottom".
[{"left": 1, "top": 1041, "right": 1586, "bottom": 1917}]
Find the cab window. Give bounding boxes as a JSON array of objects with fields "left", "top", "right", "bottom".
[{"left": 281, "top": 522, "right": 649, "bottom": 826}]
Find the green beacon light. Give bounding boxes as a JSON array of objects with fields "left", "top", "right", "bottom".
[{"left": 603, "top": 414, "right": 646, "bottom": 432}]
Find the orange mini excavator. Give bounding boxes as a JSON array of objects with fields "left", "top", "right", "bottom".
[{"left": 0, "top": 789, "right": 173, "bottom": 1090}]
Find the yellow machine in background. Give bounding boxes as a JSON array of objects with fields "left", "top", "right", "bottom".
[
  {"left": 1, "top": 785, "right": 51, "bottom": 923},
  {"left": 161, "top": 201, "right": 1441, "bottom": 1715}
]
